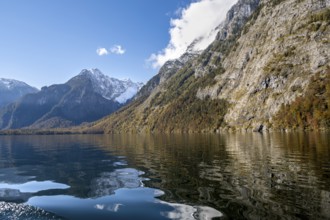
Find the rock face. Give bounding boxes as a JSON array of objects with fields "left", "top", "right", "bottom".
[
  {"left": 217, "top": 0, "right": 261, "bottom": 41},
  {"left": 89, "top": 0, "right": 329, "bottom": 133},
  {"left": 0, "top": 78, "right": 38, "bottom": 107},
  {"left": 136, "top": 52, "right": 199, "bottom": 99},
  {"left": 0, "top": 69, "right": 142, "bottom": 129},
  {"left": 197, "top": 0, "right": 330, "bottom": 130}
]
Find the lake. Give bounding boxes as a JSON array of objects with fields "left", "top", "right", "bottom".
[{"left": 0, "top": 132, "right": 329, "bottom": 219}]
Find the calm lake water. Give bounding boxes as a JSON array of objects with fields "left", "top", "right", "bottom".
[{"left": 0, "top": 132, "right": 329, "bottom": 220}]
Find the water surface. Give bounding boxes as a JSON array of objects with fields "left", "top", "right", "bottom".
[{"left": 0, "top": 132, "right": 329, "bottom": 219}]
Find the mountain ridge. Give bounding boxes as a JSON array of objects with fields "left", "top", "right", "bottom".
[
  {"left": 73, "top": 68, "right": 143, "bottom": 104},
  {"left": 0, "top": 69, "right": 142, "bottom": 129},
  {"left": 84, "top": 0, "right": 330, "bottom": 133},
  {"left": 0, "top": 78, "right": 38, "bottom": 108}
]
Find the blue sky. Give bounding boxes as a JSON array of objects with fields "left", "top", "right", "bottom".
[{"left": 0, "top": 0, "right": 236, "bottom": 88}]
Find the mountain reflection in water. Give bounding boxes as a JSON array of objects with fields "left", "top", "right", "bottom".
[{"left": 0, "top": 132, "right": 329, "bottom": 219}]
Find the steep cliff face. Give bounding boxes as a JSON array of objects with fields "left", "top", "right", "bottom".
[
  {"left": 90, "top": 0, "right": 329, "bottom": 133},
  {"left": 136, "top": 52, "right": 199, "bottom": 99},
  {"left": 197, "top": 0, "right": 330, "bottom": 130}
]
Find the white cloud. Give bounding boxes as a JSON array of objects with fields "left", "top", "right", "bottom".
[
  {"left": 110, "top": 45, "right": 126, "bottom": 55},
  {"left": 148, "top": 0, "right": 238, "bottom": 68},
  {"left": 96, "top": 45, "right": 126, "bottom": 56},
  {"left": 96, "top": 48, "right": 109, "bottom": 56}
]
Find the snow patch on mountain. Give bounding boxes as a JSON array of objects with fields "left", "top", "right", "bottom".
[
  {"left": 115, "top": 85, "right": 141, "bottom": 104},
  {"left": 0, "top": 78, "right": 37, "bottom": 91},
  {"left": 0, "top": 78, "right": 39, "bottom": 108},
  {"left": 79, "top": 69, "right": 143, "bottom": 104}
]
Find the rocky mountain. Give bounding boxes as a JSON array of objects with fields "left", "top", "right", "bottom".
[
  {"left": 78, "top": 69, "right": 143, "bottom": 104},
  {"left": 85, "top": 0, "right": 329, "bottom": 133},
  {"left": 0, "top": 69, "right": 142, "bottom": 129},
  {"left": 0, "top": 78, "right": 38, "bottom": 107},
  {"left": 136, "top": 52, "right": 200, "bottom": 99}
]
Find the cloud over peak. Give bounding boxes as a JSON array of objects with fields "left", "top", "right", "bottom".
[
  {"left": 96, "top": 45, "right": 126, "bottom": 56},
  {"left": 148, "top": 0, "right": 238, "bottom": 68}
]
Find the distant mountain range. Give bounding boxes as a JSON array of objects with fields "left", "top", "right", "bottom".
[
  {"left": 0, "top": 69, "right": 143, "bottom": 129},
  {"left": 0, "top": 78, "right": 38, "bottom": 108}
]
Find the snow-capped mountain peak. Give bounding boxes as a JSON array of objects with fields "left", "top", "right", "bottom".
[
  {"left": 80, "top": 68, "right": 103, "bottom": 77},
  {"left": 0, "top": 78, "right": 39, "bottom": 108},
  {"left": 78, "top": 69, "right": 143, "bottom": 104},
  {"left": 0, "top": 78, "right": 34, "bottom": 90}
]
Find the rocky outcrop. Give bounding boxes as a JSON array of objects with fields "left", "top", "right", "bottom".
[
  {"left": 136, "top": 52, "right": 199, "bottom": 99},
  {"left": 216, "top": 0, "right": 261, "bottom": 41},
  {"left": 193, "top": 0, "right": 261, "bottom": 78}
]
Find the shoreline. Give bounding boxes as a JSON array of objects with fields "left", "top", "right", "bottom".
[{"left": 0, "top": 127, "right": 329, "bottom": 136}]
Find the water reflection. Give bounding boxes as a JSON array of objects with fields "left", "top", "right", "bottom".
[
  {"left": 89, "top": 168, "right": 146, "bottom": 197},
  {"left": 0, "top": 135, "right": 121, "bottom": 199},
  {"left": 223, "top": 132, "right": 329, "bottom": 220},
  {"left": 28, "top": 187, "right": 222, "bottom": 220},
  {"left": 0, "top": 181, "right": 69, "bottom": 193},
  {"left": 0, "top": 132, "right": 329, "bottom": 219},
  {"left": 90, "top": 132, "right": 330, "bottom": 219},
  {"left": 0, "top": 135, "right": 224, "bottom": 219},
  {"left": 159, "top": 202, "right": 223, "bottom": 220}
]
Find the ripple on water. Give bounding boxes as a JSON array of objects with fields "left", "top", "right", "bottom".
[{"left": 0, "top": 202, "right": 64, "bottom": 220}]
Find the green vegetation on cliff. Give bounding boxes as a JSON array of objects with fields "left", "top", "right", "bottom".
[
  {"left": 274, "top": 69, "right": 330, "bottom": 129},
  {"left": 146, "top": 65, "right": 228, "bottom": 132},
  {"left": 95, "top": 62, "right": 229, "bottom": 133}
]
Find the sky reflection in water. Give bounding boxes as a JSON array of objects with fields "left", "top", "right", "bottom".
[
  {"left": 0, "top": 181, "right": 69, "bottom": 193},
  {"left": 0, "top": 136, "right": 222, "bottom": 219},
  {"left": 0, "top": 133, "right": 329, "bottom": 219}
]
